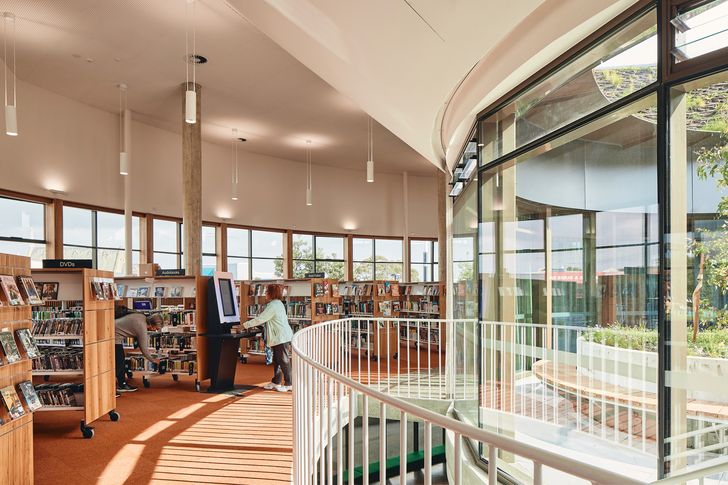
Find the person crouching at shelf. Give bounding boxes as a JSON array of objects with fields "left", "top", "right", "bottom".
[
  {"left": 114, "top": 305, "right": 162, "bottom": 393},
  {"left": 242, "top": 284, "right": 294, "bottom": 392}
]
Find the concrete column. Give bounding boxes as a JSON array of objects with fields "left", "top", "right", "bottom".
[
  {"left": 182, "top": 82, "right": 202, "bottom": 275},
  {"left": 123, "top": 108, "right": 133, "bottom": 276},
  {"left": 402, "top": 172, "right": 410, "bottom": 282}
]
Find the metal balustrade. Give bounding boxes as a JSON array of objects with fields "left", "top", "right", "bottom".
[{"left": 292, "top": 318, "right": 728, "bottom": 484}]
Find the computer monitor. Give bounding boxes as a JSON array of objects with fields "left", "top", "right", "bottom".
[{"left": 213, "top": 271, "right": 240, "bottom": 324}]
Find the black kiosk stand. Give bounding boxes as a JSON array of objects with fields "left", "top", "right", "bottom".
[{"left": 203, "top": 273, "right": 249, "bottom": 393}]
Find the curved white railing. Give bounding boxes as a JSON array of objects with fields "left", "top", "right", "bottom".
[{"left": 292, "top": 318, "right": 728, "bottom": 485}]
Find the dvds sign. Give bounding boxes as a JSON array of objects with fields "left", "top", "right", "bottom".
[{"left": 42, "top": 259, "right": 93, "bottom": 269}]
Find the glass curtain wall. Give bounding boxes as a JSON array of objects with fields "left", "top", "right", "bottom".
[{"left": 458, "top": 2, "right": 728, "bottom": 480}]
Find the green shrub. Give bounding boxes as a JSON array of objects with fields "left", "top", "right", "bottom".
[{"left": 588, "top": 324, "right": 728, "bottom": 358}]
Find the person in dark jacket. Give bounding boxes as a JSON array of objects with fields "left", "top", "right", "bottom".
[{"left": 114, "top": 306, "right": 162, "bottom": 393}]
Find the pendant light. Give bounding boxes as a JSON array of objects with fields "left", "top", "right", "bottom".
[
  {"left": 366, "top": 117, "right": 374, "bottom": 182},
  {"left": 231, "top": 128, "right": 239, "bottom": 201},
  {"left": 118, "top": 83, "right": 128, "bottom": 175},
  {"left": 306, "top": 140, "right": 312, "bottom": 206},
  {"left": 3, "top": 12, "right": 17, "bottom": 136},
  {"left": 184, "top": 0, "right": 196, "bottom": 124}
]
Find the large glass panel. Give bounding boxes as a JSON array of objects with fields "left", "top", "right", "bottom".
[
  {"left": 0, "top": 197, "right": 45, "bottom": 241},
  {"left": 293, "top": 260, "right": 315, "bottom": 278},
  {"left": 316, "top": 261, "right": 345, "bottom": 280},
  {"left": 375, "top": 262, "right": 402, "bottom": 281},
  {"left": 63, "top": 206, "right": 93, "bottom": 247},
  {"left": 202, "top": 226, "right": 216, "bottom": 255},
  {"left": 252, "top": 258, "right": 282, "bottom": 280},
  {"left": 0, "top": 241, "right": 45, "bottom": 267},
  {"left": 154, "top": 252, "right": 178, "bottom": 270},
  {"left": 479, "top": 10, "right": 657, "bottom": 165},
  {"left": 479, "top": 95, "right": 659, "bottom": 478},
  {"left": 251, "top": 230, "right": 283, "bottom": 259},
  {"left": 227, "top": 227, "right": 250, "bottom": 257},
  {"left": 375, "top": 239, "right": 402, "bottom": 263},
  {"left": 96, "top": 211, "right": 124, "bottom": 249},
  {"left": 411, "top": 240, "right": 434, "bottom": 263},
  {"left": 353, "top": 238, "right": 373, "bottom": 262},
  {"left": 153, "top": 219, "right": 178, "bottom": 253},
  {"left": 64, "top": 246, "right": 93, "bottom": 260},
  {"left": 353, "top": 262, "right": 373, "bottom": 281},
  {"left": 201, "top": 255, "right": 217, "bottom": 276},
  {"left": 672, "top": 0, "right": 728, "bottom": 63},
  {"left": 227, "top": 256, "right": 249, "bottom": 280},
  {"left": 293, "top": 233, "right": 314, "bottom": 261},
  {"left": 665, "top": 70, "right": 728, "bottom": 478},
  {"left": 316, "top": 236, "right": 344, "bottom": 260}
]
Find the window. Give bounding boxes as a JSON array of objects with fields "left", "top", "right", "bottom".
[
  {"left": 353, "top": 237, "right": 403, "bottom": 281},
  {"left": 410, "top": 239, "right": 438, "bottom": 282},
  {"left": 226, "top": 228, "right": 283, "bottom": 280},
  {"left": 478, "top": 9, "right": 657, "bottom": 167},
  {"left": 251, "top": 230, "right": 283, "bottom": 280},
  {"left": 292, "top": 233, "right": 345, "bottom": 279},
  {"left": 0, "top": 196, "right": 46, "bottom": 267},
  {"left": 201, "top": 225, "right": 217, "bottom": 276},
  {"left": 64, "top": 206, "right": 140, "bottom": 275},
  {"left": 227, "top": 227, "right": 250, "bottom": 280},
  {"left": 153, "top": 218, "right": 181, "bottom": 270},
  {"left": 671, "top": 0, "right": 728, "bottom": 63}
]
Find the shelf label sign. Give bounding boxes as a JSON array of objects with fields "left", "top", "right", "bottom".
[
  {"left": 42, "top": 259, "right": 93, "bottom": 269},
  {"left": 304, "top": 272, "right": 326, "bottom": 278},
  {"left": 156, "top": 269, "right": 186, "bottom": 276}
]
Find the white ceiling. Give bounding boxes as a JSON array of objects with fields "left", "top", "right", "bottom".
[{"left": 0, "top": 0, "right": 438, "bottom": 175}]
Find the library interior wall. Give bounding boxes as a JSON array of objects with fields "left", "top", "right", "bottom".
[{"left": 0, "top": 74, "right": 438, "bottom": 238}]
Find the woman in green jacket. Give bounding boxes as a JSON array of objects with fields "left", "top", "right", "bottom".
[{"left": 243, "top": 284, "right": 294, "bottom": 392}]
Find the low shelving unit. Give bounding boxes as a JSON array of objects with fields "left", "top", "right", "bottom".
[
  {"left": 115, "top": 276, "right": 205, "bottom": 391},
  {"left": 30, "top": 268, "right": 119, "bottom": 439}
]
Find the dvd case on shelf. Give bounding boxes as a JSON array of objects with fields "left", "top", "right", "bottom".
[
  {"left": 0, "top": 331, "right": 22, "bottom": 363},
  {"left": 15, "top": 329, "right": 40, "bottom": 359},
  {"left": 16, "top": 381, "right": 42, "bottom": 412},
  {"left": 0, "top": 385, "right": 26, "bottom": 419}
]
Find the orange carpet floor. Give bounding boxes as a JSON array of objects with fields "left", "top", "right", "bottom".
[{"left": 33, "top": 360, "right": 292, "bottom": 485}]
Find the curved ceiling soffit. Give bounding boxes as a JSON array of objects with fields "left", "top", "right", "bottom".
[{"left": 438, "top": 0, "right": 640, "bottom": 171}]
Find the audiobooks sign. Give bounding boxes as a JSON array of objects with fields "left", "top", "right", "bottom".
[{"left": 42, "top": 259, "right": 93, "bottom": 269}]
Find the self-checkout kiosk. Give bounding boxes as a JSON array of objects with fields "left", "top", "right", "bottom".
[{"left": 203, "top": 272, "right": 249, "bottom": 392}]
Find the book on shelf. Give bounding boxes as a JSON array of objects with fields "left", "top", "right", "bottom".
[
  {"left": 91, "top": 280, "right": 105, "bottom": 300},
  {"left": 314, "top": 283, "right": 325, "bottom": 297},
  {"left": 137, "top": 287, "right": 150, "bottom": 297},
  {"left": 33, "top": 348, "right": 84, "bottom": 372},
  {"left": 36, "top": 282, "right": 59, "bottom": 301},
  {"left": 0, "top": 331, "right": 22, "bottom": 363},
  {"left": 378, "top": 300, "right": 392, "bottom": 316},
  {"left": 18, "top": 275, "right": 42, "bottom": 305},
  {"left": 392, "top": 284, "right": 400, "bottom": 297},
  {"left": 17, "top": 381, "right": 42, "bottom": 412},
  {"left": 0, "top": 275, "right": 25, "bottom": 306},
  {"left": 102, "top": 282, "right": 113, "bottom": 300},
  {"left": 323, "top": 281, "right": 330, "bottom": 296},
  {"left": 331, "top": 283, "right": 339, "bottom": 297},
  {"left": 127, "top": 288, "right": 138, "bottom": 297},
  {"left": 116, "top": 284, "right": 127, "bottom": 298},
  {"left": 0, "top": 385, "right": 26, "bottom": 419},
  {"left": 110, "top": 282, "right": 120, "bottom": 300},
  {"left": 392, "top": 301, "right": 401, "bottom": 312},
  {"left": 169, "top": 286, "right": 183, "bottom": 298},
  {"left": 153, "top": 286, "right": 166, "bottom": 298},
  {"left": 34, "top": 383, "right": 82, "bottom": 407},
  {"left": 16, "top": 329, "right": 40, "bottom": 359}
]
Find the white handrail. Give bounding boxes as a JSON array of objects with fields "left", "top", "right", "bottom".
[{"left": 294, "top": 318, "right": 653, "bottom": 485}]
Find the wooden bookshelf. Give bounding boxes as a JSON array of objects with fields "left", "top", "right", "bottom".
[
  {"left": 115, "top": 275, "right": 207, "bottom": 392},
  {"left": 339, "top": 280, "right": 400, "bottom": 361},
  {"left": 0, "top": 254, "right": 34, "bottom": 484},
  {"left": 237, "top": 279, "right": 316, "bottom": 362},
  {"left": 31, "top": 268, "right": 118, "bottom": 439},
  {"left": 310, "top": 278, "right": 342, "bottom": 324},
  {"left": 397, "top": 282, "right": 446, "bottom": 355}
]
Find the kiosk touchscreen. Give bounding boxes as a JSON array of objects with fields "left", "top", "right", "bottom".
[{"left": 204, "top": 272, "right": 246, "bottom": 392}]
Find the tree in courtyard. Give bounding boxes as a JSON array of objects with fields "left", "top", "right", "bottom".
[{"left": 692, "top": 105, "right": 728, "bottom": 342}]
